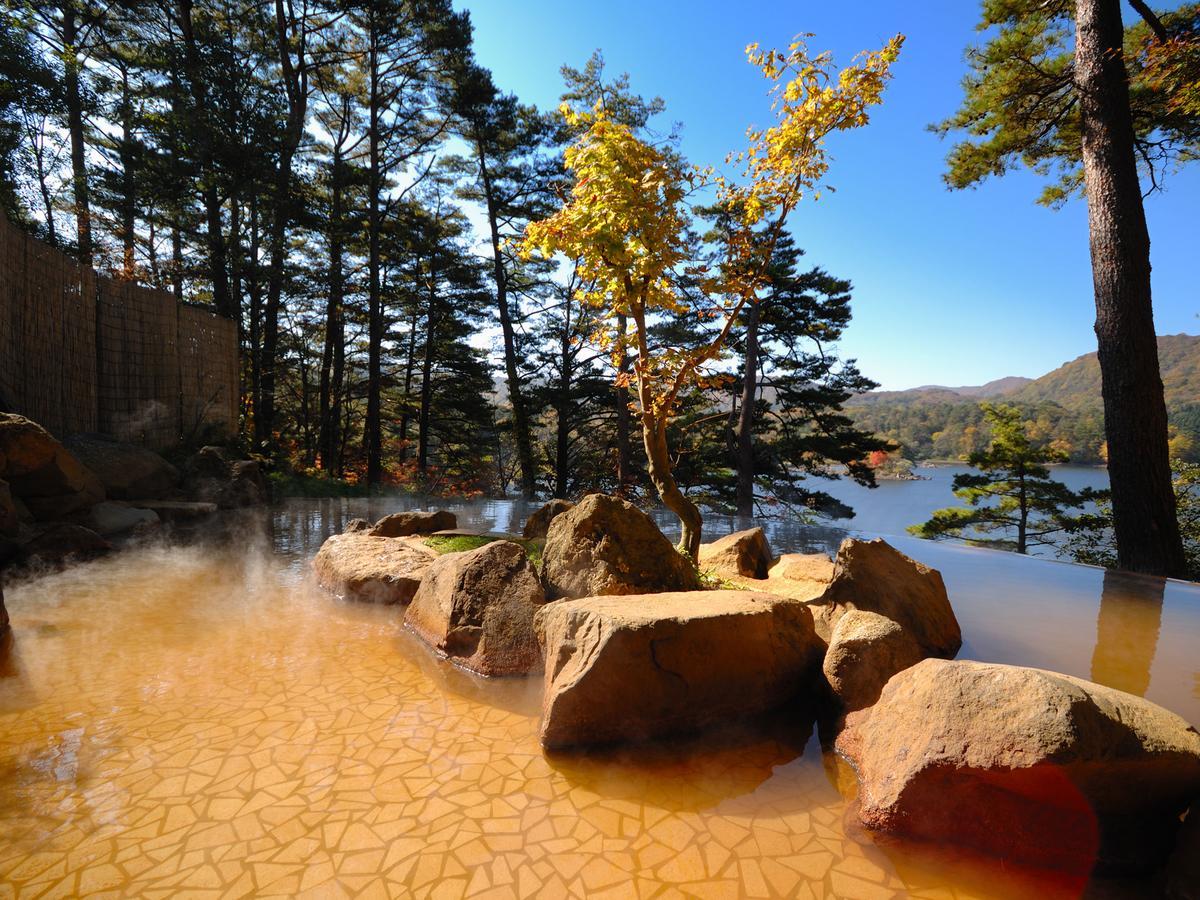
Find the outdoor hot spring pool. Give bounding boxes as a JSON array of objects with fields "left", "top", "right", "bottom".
[{"left": 1, "top": 497, "right": 1197, "bottom": 899}]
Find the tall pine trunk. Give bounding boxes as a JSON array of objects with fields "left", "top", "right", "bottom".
[
  {"left": 735, "top": 300, "right": 760, "bottom": 518},
  {"left": 614, "top": 313, "right": 632, "bottom": 493},
  {"left": 417, "top": 270, "right": 436, "bottom": 477},
  {"left": 476, "top": 140, "right": 536, "bottom": 498},
  {"left": 61, "top": 4, "right": 92, "bottom": 265},
  {"left": 553, "top": 294, "right": 573, "bottom": 499},
  {"left": 364, "top": 19, "right": 384, "bottom": 486},
  {"left": 1075, "top": 0, "right": 1186, "bottom": 577},
  {"left": 318, "top": 149, "right": 345, "bottom": 473}
]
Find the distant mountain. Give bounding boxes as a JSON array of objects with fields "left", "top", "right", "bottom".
[
  {"left": 845, "top": 334, "right": 1200, "bottom": 464},
  {"left": 851, "top": 334, "right": 1200, "bottom": 410}
]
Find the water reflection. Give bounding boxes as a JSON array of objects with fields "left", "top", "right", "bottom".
[{"left": 1091, "top": 570, "right": 1165, "bottom": 698}]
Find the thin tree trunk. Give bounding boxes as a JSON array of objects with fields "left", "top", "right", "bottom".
[
  {"left": 1075, "top": 0, "right": 1186, "bottom": 576},
  {"left": 735, "top": 300, "right": 760, "bottom": 518},
  {"left": 553, "top": 293, "right": 573, "bottom": 499},
  {"left": 614, "top": 313, "right": 631, "bottom": 493},
  {"left": 399, "top": 304, "right": 418, "bottom": 456},
  {"left": 632, "top": 304, "right": 702, "bottom": 559},
  {"left": 417, "top": 270, "right": 436, "bottom": 477},
  {"left": 118, "top": 64, "right": 136, "bottom": 278},
  {"left": 318, "top": 149, "right": 345, "bottom": 473},
  {"left": 364, "top": 17, "right": 384, "bottom": 485},
  {"left": 476, "top": 139, "right": 536, "bottom": 498},
  {"left": 61, "top": 4, "right": 92, "bottom": 265}
]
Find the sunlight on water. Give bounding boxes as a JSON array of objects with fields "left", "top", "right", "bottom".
[{"left": 0, "top": 499, "right": 1195, "bottom": 897}]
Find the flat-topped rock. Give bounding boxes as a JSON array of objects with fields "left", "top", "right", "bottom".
[
  {"left": 811, "top": 538, "right": 960, "bottom": 657},
  {"left": 837, "top": 658, "right": 1200, "bottom": 874},
  {"left": 20, "top": 523, "right": 111, "bottom": 565},
  {"left": 541, "top": 494, "right": 700, "bottom": 600},
  {"left": 87, "top": 501, "right": 160, "bottom": 536},
  {"left": 312, "top": 532, "right": 436, "bottom": 604},
  {"left": 699, "top": 527, "right": 774, "bottom": 579},
  {"left": 536, "top": 590, "right": 824, "bottom": 750},
  {"left": 406, "top": 540, "right": 545, "bottom": 676},
  {"left": 138, "top": 500, "right": 219, "bottom": 521},
  {"left": 370, "top": 509, "right": 457, "bottom": 537},
  {"left": 773, "top": 552, "right": 834, "bottom": 584}
]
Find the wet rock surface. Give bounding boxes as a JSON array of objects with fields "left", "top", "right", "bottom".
[
  {"left": 536, "top": 590, "right": 824, "bottom": 750},
  {"left": 0, "top": 414, "right": 104, "bottom": 522},
  {"left": 836, "top": 658, "right": 1200, "bottom": 874},
  {"left": 810, "top": 538, "right": 961, "bottom": 657},
  {"left": 87, "top": 501, "right": 160, "bottom": 536},
  {"left": 369, "top": 509, "right": 457, "bottom": 538},
  {"left": 19, "top": 524, "right": 112, "bottom": 566},
  {"left": 822, "top": 609, "right": 927, "bottom": 712},
  {"left": 1167, "top": 803, "right": 1200, "bottom": 899},
  {"left": 699, "top": 527, "right": 774, "bottom": 579},
  {"left": 406, "top": 540, "right": 545, "bottom": 676},
  {"left": 522, "top": 498, "right": 574, "bottom": 540},
  {"left": 312, "top": 532, "right": 436, "bottom": 604},
  {"left": 540, "top": 494, "right": 700, "bottom": 600}
]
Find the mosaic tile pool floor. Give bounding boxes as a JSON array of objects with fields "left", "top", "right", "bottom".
[{"left": 0, "top": 542, "right": 1159, "bottom": 898}]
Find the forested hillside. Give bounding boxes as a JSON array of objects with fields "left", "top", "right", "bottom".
[{"left": 848, "top": 334, "right": 1200, "bottom": 464}]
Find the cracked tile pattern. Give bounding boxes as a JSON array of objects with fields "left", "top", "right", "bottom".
[{"left": 0, "top": 542, "right": 1144, "bottom": 898}]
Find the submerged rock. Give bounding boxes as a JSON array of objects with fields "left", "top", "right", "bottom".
[
  {"left": 699, "top": 527, "right": 774, "bottom": 579},
  {"left": 63, "top": 434, "right": 180, "bottom": 500},
  {"left": 370, "top": 509, "right": 457, "bottom": 538},
  {"left": 535, "top": 590, "right": 823, "bottom": 750},
  {"left": 541, "top": 494, "right": 700, "bottom": 600},
  {"left": 822, "top": 610, "right": 926, "bottom": 712},
  {"left": 811, "top": 538, "right": 960, "bottom": 657},
  {"left": 312, "top": 532, "right": 435, "bottom": 604},
  {"left": 522, "top": 498, "right": 575, "bottom": 540},
  {"left": 406, "top": 540, "right": 545, "bottom": 676},
  {"left": 836, "top": 658, "right": 1200, "bottom": 874}
]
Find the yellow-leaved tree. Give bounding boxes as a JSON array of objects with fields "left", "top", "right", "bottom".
[{"left": 521, "top": 35, "right": 903, "bottom": 561}]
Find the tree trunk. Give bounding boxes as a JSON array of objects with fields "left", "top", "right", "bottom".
[
  {"left": 117, "top": 64, "right": 136, "bottom": 278},
  {"left": 614, "top": 313, "right": 632, "bottom": 493},
  {"left": 554, "top": 293, "right": 573, "bottom": 499},
  {"left": 61, "top": 4, "right": 92, "bottom": 265},
  {"left": 476, "top": 140, "right": 536, "bottom": 498},
  {"left": 735, "top": 300, "right": 760, "bottom": 518},
  {"left": 1074, "top": 0, "right": 1186, "bottom": 577},
  {"left": 632, "top": 305, "right": 702, "bottom": 560},
  {"left": 364, "top": 19, "right": 384, "bottom": 486},
  {"left": 417, "top": 271, "right": 436, "bottom": 477},
  {"left": 318, "top": 149, "right": 345, "bottom": 473}
]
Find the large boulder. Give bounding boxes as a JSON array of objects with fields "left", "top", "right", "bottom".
[
  {"left": 405, "top": 540, "right": 545, "bottom": 676},
  {"left": 20, "top": 524, "right": 111, "bottom": 565},
  {"left": 0, "top": 480, "right": 17, "bottom": 537},
  {"left": 699, "top": 527, "right": 773, "bottom": 579},
  {"left": 1167, "top": 804, "right": 1199, "bottom": 899},
  {"left": 536, "top": 590, "right": 824, "bottom": 750},
  {"left": 87, "top": 501, "right": 160, "bottom": 536},
  {"left": 522, "top": 498, "right": 575, "bottom": 540},
  {"left": 184, "top": 446, "right": 267, "bottom": 508},
  {"left": 541, "top": 494, "right": 700, "bottom": 600},
  {"left": 822, "top": 610, "right": 927, "bottom": 712},
  {"left": 312, "top": 532, "right": 435, "bottom": 604},
  {"left": 0, "top": 414, "right": 105, "bottom": 520},
  {"left": 63, "top": 434, "right": 180, "bottom": 500},
  {"left": 0, "top": 579, "right": 8, "bottom": 632},
  {"left": 836, "top": 658, "right": 1200, "bottom": 874},
  {"left": 810, "top": 538, "right": 960, "bottom": 657},
  {"left": 370, "top": 509, "right": 457, "bottom": 538}
]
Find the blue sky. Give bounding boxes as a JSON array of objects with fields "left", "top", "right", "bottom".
[{"left": 454, "top": 0, "right": 1199, "bottom": 391}]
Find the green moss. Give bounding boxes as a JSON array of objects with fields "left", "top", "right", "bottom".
[{"left": 424, "top": 534, "right": 544, "bottom": 571}]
